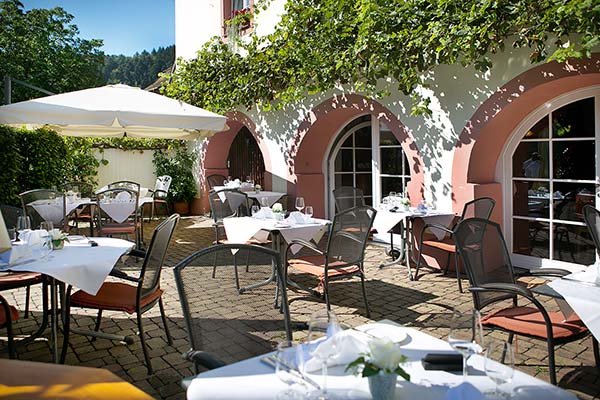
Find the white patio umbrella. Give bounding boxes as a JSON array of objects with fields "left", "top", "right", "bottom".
[{"left": 0, "top": 84, "right": 226, "bottom": 140}]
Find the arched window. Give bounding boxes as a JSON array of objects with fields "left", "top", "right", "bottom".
[{"left": 509, "top": 93, "right": 599, "bottom": 267}]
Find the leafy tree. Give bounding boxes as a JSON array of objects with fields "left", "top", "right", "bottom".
[
  {"left": 165, "top": 0, "right": 600, "bottom": 115},
  {"left": 102, "top": 45, "right": 175, "bottom": 88},
  {"left": 0, "top": 0, "right": 104, "bottom": 104}
]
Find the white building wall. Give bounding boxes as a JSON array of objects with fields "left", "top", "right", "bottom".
[{"left": 175, "top": 0, "right": 222, "bottom": 60}]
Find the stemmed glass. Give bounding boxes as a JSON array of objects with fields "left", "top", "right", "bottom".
[
  {"left": 16, "top": 216, "right": 31, "bottom": 240},
  {"left": 251, "top": 204, "right": 260, "bottom": 217},
  {"left": 448, "top": 308, "right": 484, "bottom": 380},
  {"left": 275, "top": 342, "right": 305, "bottom": 400},
  {"left": 305, "top": 206, "right": 314, "bottom": 222},
  {"left": 307, "top": 309, "right": 342, "bottom": 400},
  {"left": 485, "top": 341, "right": 515, "bottom": 399},
  {"left": 295, "top": 197, "right": 305, "bottom": 213}
]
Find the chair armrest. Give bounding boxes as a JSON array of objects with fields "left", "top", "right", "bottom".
[
  {"left": 129, "top": 248, "right": 147, "bottom": 258},
  {"left": 518, "top": 268, "right": 571, "bottom": 278},
  {"left": 287, "top": 238, "right": 324, "bottom": 255},
  {"left": 422, "top": 222, "right": 453, "bottom": 236},
  {"left": 183, "top": 350, "right": 226, "bottom": 370},
  {"left": 109, "top": 267, "right": 140, "bottom": 283},
  {"left": 469, "top": 282, "right": 533, "bottom": 299}
]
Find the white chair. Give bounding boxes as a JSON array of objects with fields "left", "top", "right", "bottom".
[{"left": 150, "top": 175, "right": 172, "bottom": 220}]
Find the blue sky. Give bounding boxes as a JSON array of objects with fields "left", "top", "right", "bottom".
[{"left": 22, "top": 0, "right": 175, "bottom": 56}]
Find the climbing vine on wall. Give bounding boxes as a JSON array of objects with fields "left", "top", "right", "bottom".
[{"left": 164, "top": 0, "right": 600, "bottom": 115}]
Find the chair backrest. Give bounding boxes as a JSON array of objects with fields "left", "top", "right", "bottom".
[
  {"left": 19, "top": 189, "right": 65, "bottom": 229},
  {"left": 138, "top": 214, "right": 179, "bottom": 300},
  {"left": 0, "top": 205, "right": 23, "bottom": 229},
  {"left": 95, "top": 187, "right": 140, "bottom": 227},
  {"left": 459, "top": 197, "right": 496, "bottom": 221},
  {"left": 583, "top": 205, "right": 600, "bottom": 259},
  {"left": 174, "top": 244, "right": 292, "bottom": 367},
  {"left": 326, "top": 205, "right": 377, "bottom": 268},
  {"left": 60, "top": 181, "right": 95, "bottom": 198},
  {"left": 454, "top": 218, "right": 516, "bottom": 310},
  {"left": 107, "top": 180, "right": 141, "bottom": 192},
  {"left": 208, "top": 189, "right": 250, "bottom": 222},
  {"left": 332, "top": 186, "right": 366, "bottom": 212},
  {"left": 206, "top": 174, "right": 227, "bottom": 190},
  {"left": 153, "top": 175, "right": 172, "bottom": 199}
]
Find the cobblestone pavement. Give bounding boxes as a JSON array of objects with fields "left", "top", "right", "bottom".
[{"left": 1, "top": 216, "right": 599, "bottom": 399}]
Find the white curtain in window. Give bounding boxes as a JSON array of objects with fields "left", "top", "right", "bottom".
[{"left": 232, "top": 0, "right": 249, "bottom": 11}]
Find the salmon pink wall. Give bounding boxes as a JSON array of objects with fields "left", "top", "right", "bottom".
[
  {"left": 289, "top": 94, "right": 425, "bottom": 218},
  {"left": 452, "top": 55, "right": 600, "bottom": 225}
]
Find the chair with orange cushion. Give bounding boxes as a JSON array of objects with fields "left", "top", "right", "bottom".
[
  {"left": 454, "top": 217, "right": 599, "bottom": 385},
  {"left": 0, "top": 293, "right": 18, "bottom": 358},
  {"left": 60, "top": 214, "right": 180, "bottom": 374},
  {"left": 414, "top": 197, "right": 495, "bottom": 292},
  {"left": 206, "top": 174, "right": 227, "bottom": 190},
  {"left": 95, "top": 187, "right": 142, "bottom": 248},
  {"left": 286, "top": 205, "right": 377, "bottom": 317}
]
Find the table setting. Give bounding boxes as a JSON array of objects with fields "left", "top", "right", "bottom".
[{"left": 186, "top": 313, "right": 576, "bottom": 400}]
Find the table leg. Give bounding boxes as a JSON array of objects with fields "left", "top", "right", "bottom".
[
  {"left": 236, "top": 230, "right": 278, "bottom": 294},
  {"left": 379, "top": 223, "right": 406, "bottom": 268},
  {"left": 49, "top": 277, "right": 59, "bottom": 363}
]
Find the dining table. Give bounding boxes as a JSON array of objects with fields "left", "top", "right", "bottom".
[
  {"left": 0, "top": 235, "right": 134, "bottom": 362},
  {"left": 222, "top": 214, "right": 330, "bottom": 293},
  {"left": 213, "top": 186, "right": 286, "bottom": 207},
  {"left": 185, "top": 320, "right": 576, "bottom": 399},
  {"left": 372, "top": 205, "right": 455, "bottom": 279}
]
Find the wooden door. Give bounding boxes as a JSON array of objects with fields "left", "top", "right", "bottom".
[{"left": 227, "top": 127, "right": 265, "bottom": 186}]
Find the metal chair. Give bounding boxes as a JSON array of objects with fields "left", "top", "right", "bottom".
[
  {"left": 60, "top": 214, "right": 180, "bottom": 374},
  {"left": 174, "top": 244, "right": 292, "bottom": 375},
  {"left": 454, "top": 217, "right": 598, "bottom": 385},
  {"left": 583, "top": 205, "right": 600, "bottom": 258},
  {"left": 19, "top": 189, "right": 66, "bottom": 230},
  {"left": 95, "top": 187, "right": 141, "bottom": 248},
  {"left": 0, "top": 294, "right": 18, "bottom": 358},
  {"left": 59, "top": 181, "right": 95, "bottom": 235},
  {"left": 107, "top": 180, "right": 141, "bottom": 192},
  {"left": 149, "top": 175, "right": 172, "bottom": 220},
  {"left": 206, "top": 174, "right": 227, "bottom": 190},
  {"left": 414, "top": 197, "right": 495, "bottom": 292},
  {"left": 286, "top": 205, "right": 377, "bottom": 317},
  {"left": 332, "top": 186, "right": 365, "bottom": 212}
]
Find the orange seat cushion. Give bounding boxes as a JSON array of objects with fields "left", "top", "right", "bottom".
[
  {"left": 99, "top": 225, "right": 136, "bottom": 235},
  {"left": 0, "top": 304, "right": 19, "bottom": 326},
  {"left": 0, "top": 272, "right": 43, "bottom": 290},
  {"left": 70, "top": 282, "right": 163, "bottom": 314},
  {"left": 422, "top": 238, "right": 456, "bottom": 253},
  {"left": 481, "top": 306, "right": 588, "bottom": 340},
  {"left": 288, "top": 255, "right": 360, "bottom": 278}
]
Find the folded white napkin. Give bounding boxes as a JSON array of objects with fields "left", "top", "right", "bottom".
[
  {"left": 286, "top": 211, "right": 310, "bottom": 225},
  {"left": 304, "top": 330, "right": 369, "bottom": 372},
  {"left": 443, "top": 382, "right": 483, "bottom": 400},
  {"left": 115, "top": 191, "right": 132, "bottom": 201},
  {"left": 19, "top": 230, "right": 47, "bottom": 246},
  {"left": 225, "top": 180, "right": 241, "bottom": 189},
  {"left": 253, "top": 207, "right": 274, "bottom": 220},
  {"left": 565, "top": 263, "right": 600, "bottom": 285}
]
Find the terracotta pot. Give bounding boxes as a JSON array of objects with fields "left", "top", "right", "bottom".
[
  {"left": 173, "top": 201, "right": 190, "bottom": 215},
  {"left": 190, "top": 197, "right": 204, "bottom": 215}
]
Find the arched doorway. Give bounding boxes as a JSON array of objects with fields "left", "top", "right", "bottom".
[
  {"left": 227, "top": 127, "right": 265, "bottom": 186},
  {"left": 326, "top": 115, "right": 412, "bottom": 215},
  {"left": 503, "top": 87, "right": 600, "bottom": 268}
]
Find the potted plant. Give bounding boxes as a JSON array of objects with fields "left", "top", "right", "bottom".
[
  {"left": 153, "top": 145, "right": 198, "bottom": 215},
  {"left": 346, "top": 338, "right": 410, "bottom": 400}
]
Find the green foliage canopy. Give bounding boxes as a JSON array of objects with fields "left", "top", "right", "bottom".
[
  {"left": 153, "top": 147, "right": 197, "bottom": 203},
  {"left": 103, "top": 45, "right": 175, "bottom": 88},
  {"left": 165, "top": 0, "right": 600, "bottom": 114},
  {"left": 0, "top": 0, "right": 104, "bottom": 103}
]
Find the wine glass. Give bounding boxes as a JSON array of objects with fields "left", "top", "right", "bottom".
[
  {"left": 251, "top": 204, "right": 260, "bottom": 217},
  {"left": 485, "top": 341, "right": 515, "bottom": 398},
  {"left": 40, "top": 221, "right": 54, "bottom": 232},
  {"left": 295, "top": 197, "right": 305, "bottom": 213},
  {"left": 275, "top": 342, "right": 305, "bottom": 400},
  {"left": 16, "top": 216, "right": 31, "bottom": 240},
  {"left": 307, "top": 309, "right": 342, "bottom": 399},
  {"left": 39, "top": 230, "right": 53, "bottom": 260},
  {"left": 305, "top": 206, "right": 314, "bottom": 221},
  {"left": 448, "top": 308, "right": 484, "bottom": 379}
]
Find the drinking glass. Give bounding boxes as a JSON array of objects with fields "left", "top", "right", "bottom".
[
  {"left": 260, "top": 197, "right": 270, "bottom": 208},
  {"left": 40, "top": 230, "right": 52, "bottom": 260},
  {"left": 448, "top": 308, "right": 484, "bottom": 379},
  {"left": 275, "top": 342, "right": 305, "bottom": 400},
  {"left": 305, "top": 206, "right": 314, "bottom": 221},
  {"left": 388, "top": 191, "right": 397, "bottom": 198},
  {"left": 16, "top": 216, "right": 31, "bottom": 239},
  {"left": 40, "top": 221, "right": 54, "bottom": 232},
  {"left": 307, "top": 309, "right": 342, "bottom": 399},
  {"left": 251, "top": 205, "right": 260, "bottom": 217},
  {"left": 485, "top": 341, "right": 515, "bottom": 398},
  {"left": 246, "top": 176, "right": 252, "bottom": 183},
  {"left": 295, "top": 197, "right": 305, "bottom": 212}
]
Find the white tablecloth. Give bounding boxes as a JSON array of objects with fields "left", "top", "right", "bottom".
[
  {"left": 98, "top": 197, "right": 153, "bottom": 223},
  {"left": 187, "top": 320, "right": 575, "bottom": 400},
  {"left": 223, "top": 216, "right": 329, "bottom": 253},
  {"left": 548, "top": 266, "right": 600, "bottom": 341},
  {"left": 214, "top": 186, "right": 285, "bottom": 207},
  {"left": 0, "top": 237, "right": 133, "bottom": 295},
  {"left": 372, "top": 208, "right": 455, "bottom": 240},
  {"left": 30, "top": 198, "right": 93, "bottom": 225}
]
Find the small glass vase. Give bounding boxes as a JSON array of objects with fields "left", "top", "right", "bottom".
[
  {"left": 368, "top": 373, "right": 397, "bottom": 400},
  {"left": 51, "top": 239, "right": 65, "bottom": 250}
]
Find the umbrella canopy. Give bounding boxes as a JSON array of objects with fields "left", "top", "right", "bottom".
[{"left": 0, "top": 84, "right": 226, "bottom": 140}]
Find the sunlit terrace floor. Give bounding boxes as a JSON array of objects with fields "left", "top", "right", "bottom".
[{"left": 1, "top": 216, "right": 599, "bottom": 399}]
